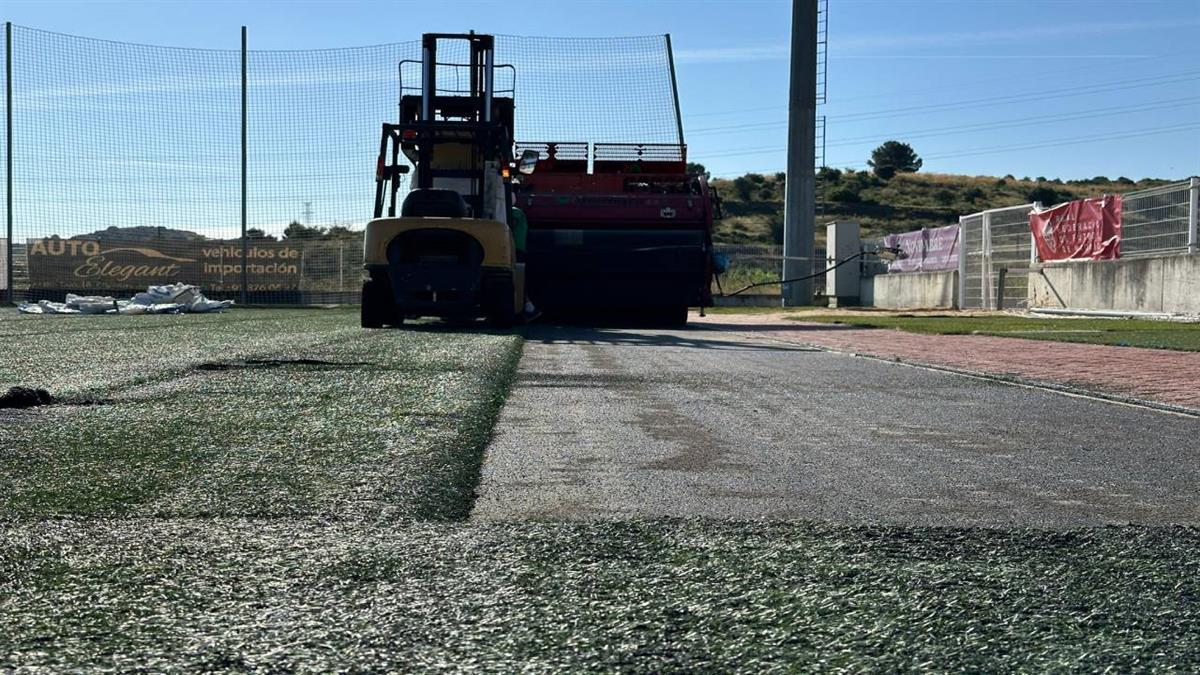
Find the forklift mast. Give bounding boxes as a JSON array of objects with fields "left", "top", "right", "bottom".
[{"left": 374, "top": 33, "right": 516, "bottom": 220}]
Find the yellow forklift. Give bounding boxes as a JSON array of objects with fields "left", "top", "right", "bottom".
[{"left": 361, "top": 32, "right": 536, "bottom": 328}]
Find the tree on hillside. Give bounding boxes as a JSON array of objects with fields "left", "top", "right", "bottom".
[
  {"left": 282, "top": 220, "right": 326, "bottom": 240},
  {"left": 817, "top": 166, "right": 841, "bottom": 183},
  {"left": 245, "top": 228, "right": 277, "bottom": 241},
  {"left": 868, "top": 141, "right": 922, "bottom": 180},
  {"left": 686, "top": 162, "right": 710, "bottom": 179},
  {"left": 1027, "top": 186, "right": 1070, "bottom": 206},
  {"left": 732, "top": 176, "right": 755, "bottom": 201},
  {"left": 768, "top": 214, "right": 784, "bottom": 245},
  {"left": 324, "top": 225, "right": 359, "bottom": 240}
]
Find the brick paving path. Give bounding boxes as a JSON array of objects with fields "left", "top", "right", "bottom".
[{"left": 695, "top": 313, "right": 1200, "bottom": 411}]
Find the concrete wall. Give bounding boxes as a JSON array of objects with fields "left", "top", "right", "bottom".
[
  {"left": 866, "top": 270, "right": 958, "bottom": 310},
  {"left": 1028, "top": 254, "right": 1200, "bottom": 315}
]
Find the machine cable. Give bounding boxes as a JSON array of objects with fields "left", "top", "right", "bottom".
[{"left": 717, "top": 246, "right": 904, "bottom": 298}]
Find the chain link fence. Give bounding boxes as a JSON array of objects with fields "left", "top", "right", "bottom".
[
  {"left": 1, "top": 26, "right": 682, "bottom": 305},
  {"left": 957, "top": 204, "right": 1040, "bottom": 310},
  {"left": 1121, "top": 180, "right": 1196, "bottom": 258},
  {"left": 711, "top": 244, "right": 827, "bottom": 301}
]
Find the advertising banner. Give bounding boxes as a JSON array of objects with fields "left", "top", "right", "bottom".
[
  {"left": 883, "top": 224, "right": 959, "bottom": 273},
  {"left": 26, "top": 237, "right": 305, "bottom": 293},
  {"left": 1029, "top": 195, "right": 1122, "bottom": 261}
]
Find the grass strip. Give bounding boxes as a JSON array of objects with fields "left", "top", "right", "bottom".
[
  {"left": 795, "top": 314, "right": 1200, "bottom": 351},
  {"left": 2, "top": 519, "right": 1196, "bottom": 671}
]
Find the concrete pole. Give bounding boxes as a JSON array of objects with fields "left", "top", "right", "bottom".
[{"left": 782, "top": 0, "right": 817, "bottom": 306}]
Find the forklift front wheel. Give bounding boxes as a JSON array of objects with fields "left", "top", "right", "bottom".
[
  {"left": 484, "top": 277, "right": 517, "bottom": 329},
  {"left": 361, "top": 279, "right": 397, "bottom": 328}
]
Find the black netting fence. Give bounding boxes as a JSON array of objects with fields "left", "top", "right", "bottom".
[{"left": 1, "top": 26, "right": 681, "bottom": 304}]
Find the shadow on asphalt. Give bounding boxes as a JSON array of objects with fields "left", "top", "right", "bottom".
[{"left": 530, "top": 324, "right": 817, "bottom": 352}]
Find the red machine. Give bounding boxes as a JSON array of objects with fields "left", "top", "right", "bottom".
[{"left": 512, "top": 142, "right": 718, "bottom": 325}]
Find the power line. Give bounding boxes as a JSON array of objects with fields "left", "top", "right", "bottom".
[
  {"left": 687, "top": 68, "right": 1200, "bottom": 134},
  {"left": 691, "top": 94, "right": 1200, "bottom": 139},
  {"left": 717, "top": 122, "right": 1200, "bottom": 175},
  {"left": 834, "top": 70, "right": 1200, "bottom": 122},
  {"left": 829, "top": 122, "right": 1200, "bottom": 167},
  {"left": 824, "top": 97, "right": 1200, "bottom": 148},
  {"left": 689, "top": 96, "right": 1200, "bottom": 159},
  {"left": 682, "top": 49, "right": 1196, "bottom": 122}
]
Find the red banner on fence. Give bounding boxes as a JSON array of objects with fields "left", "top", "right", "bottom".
[{"left": 1029, "top": 195, "right": 1122, "bottom": 261}]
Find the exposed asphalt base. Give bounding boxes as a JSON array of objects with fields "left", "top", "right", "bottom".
[{"left": 474, "top": 323, "right": 1200, "bottom": 526}]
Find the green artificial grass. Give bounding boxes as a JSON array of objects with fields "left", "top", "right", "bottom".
[
  {"left": 796, "top": 314, "right": 1200, "bottom": 351},
  {"left": 0, "top": 308, "right": 363, "bottom": 396},
  {"left": 0, "top": 311, "right": 523, "bottom": 521},
  {"left": 2, "top": 520, "right": 1197, "bottom": 671}
]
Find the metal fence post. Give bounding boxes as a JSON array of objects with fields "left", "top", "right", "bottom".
[
  {"left": 240, "top": 26, "right": 248, "bottom": 305},
  {"left": 1030, "top": 202, "right": 1041, "bottom": 265},
  {"left": 5, "top": 22, "right": 13, "bottom": 305},
  {"left": 957, "top": 215, "right": 966, "bottom": 309},
  {"left": 1188, "top": 176, "right": 1198, "bottom": 255},
  {"left": 982, "top": 211, "right": 993, "bottom": 309}
]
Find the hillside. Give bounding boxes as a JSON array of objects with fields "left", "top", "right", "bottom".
[{"left": 708, "top": 171, "right": 1179, "bottom": 246}]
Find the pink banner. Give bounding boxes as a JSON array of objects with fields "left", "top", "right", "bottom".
[
  {"left": 883, "top": 225, "right": 960, "bottom": 272},
  {"left": 1030, "top": 195, "right": 1122, "bottom": 261}
]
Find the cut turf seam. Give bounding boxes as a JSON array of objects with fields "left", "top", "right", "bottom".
[{"left": 416, "top": 335, "right": 525, "bottom": 522}]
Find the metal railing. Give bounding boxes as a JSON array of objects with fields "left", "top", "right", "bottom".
[
  {"left": 958, "top": 203, "right": 1039, "bottom": 310},
  {"left": 1121, "top": 179, "right": 1196, "bottom": 257}
]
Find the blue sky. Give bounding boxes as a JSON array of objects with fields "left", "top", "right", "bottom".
[{"left": 2, "top": 0, "right": 1198, "bottom": 235}]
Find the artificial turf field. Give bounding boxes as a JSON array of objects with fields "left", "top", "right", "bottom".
[{"left": 2, "top": 308, "right": 1197, "bottom": 671}]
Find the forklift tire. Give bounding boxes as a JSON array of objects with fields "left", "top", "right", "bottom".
[
  {"left": 484, "top": 277, "right": 516, "bottom": 328},
  {"left": 666, "top": 305, "right": 689, "bottom": 328},
  {"left": 361, "top": 279, "right": 396, "bottom": 328}
]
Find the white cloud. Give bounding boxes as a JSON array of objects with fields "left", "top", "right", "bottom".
[
  {"left": 837, "top": 17, "right": 1200, "bottom": 53},
  {"left": 672, "top": 45, "right": 790, "bottom": 64}
]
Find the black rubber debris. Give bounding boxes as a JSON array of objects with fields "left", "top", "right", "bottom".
[
  {"left": 195, "top": 358, "right": 370, "bottom": 371},
  {"left": 0, "top": 386, "right": 58, "bottom": 409}
]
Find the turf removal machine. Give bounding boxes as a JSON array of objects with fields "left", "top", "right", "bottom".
[
  {"left": 363, "top": 32, "right": 719, "bottom": 328},
  {"left": 512, "top": 141, "right": 719, "bottom": 326}
]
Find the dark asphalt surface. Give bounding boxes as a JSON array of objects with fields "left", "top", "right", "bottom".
[{"left": 473, "top": 324, "right": 1199, "bottom": 526}]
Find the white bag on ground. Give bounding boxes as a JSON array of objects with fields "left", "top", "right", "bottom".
[{"left": 17, "top": 284, "right": 233, "bottom": 315}]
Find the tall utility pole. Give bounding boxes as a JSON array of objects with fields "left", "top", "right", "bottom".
[
  {"left": 302, "top": 201, "right": 313, "bottom": 225},
  {"left": 782, "top": 0, "right": 818, "bottom": 306}
]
